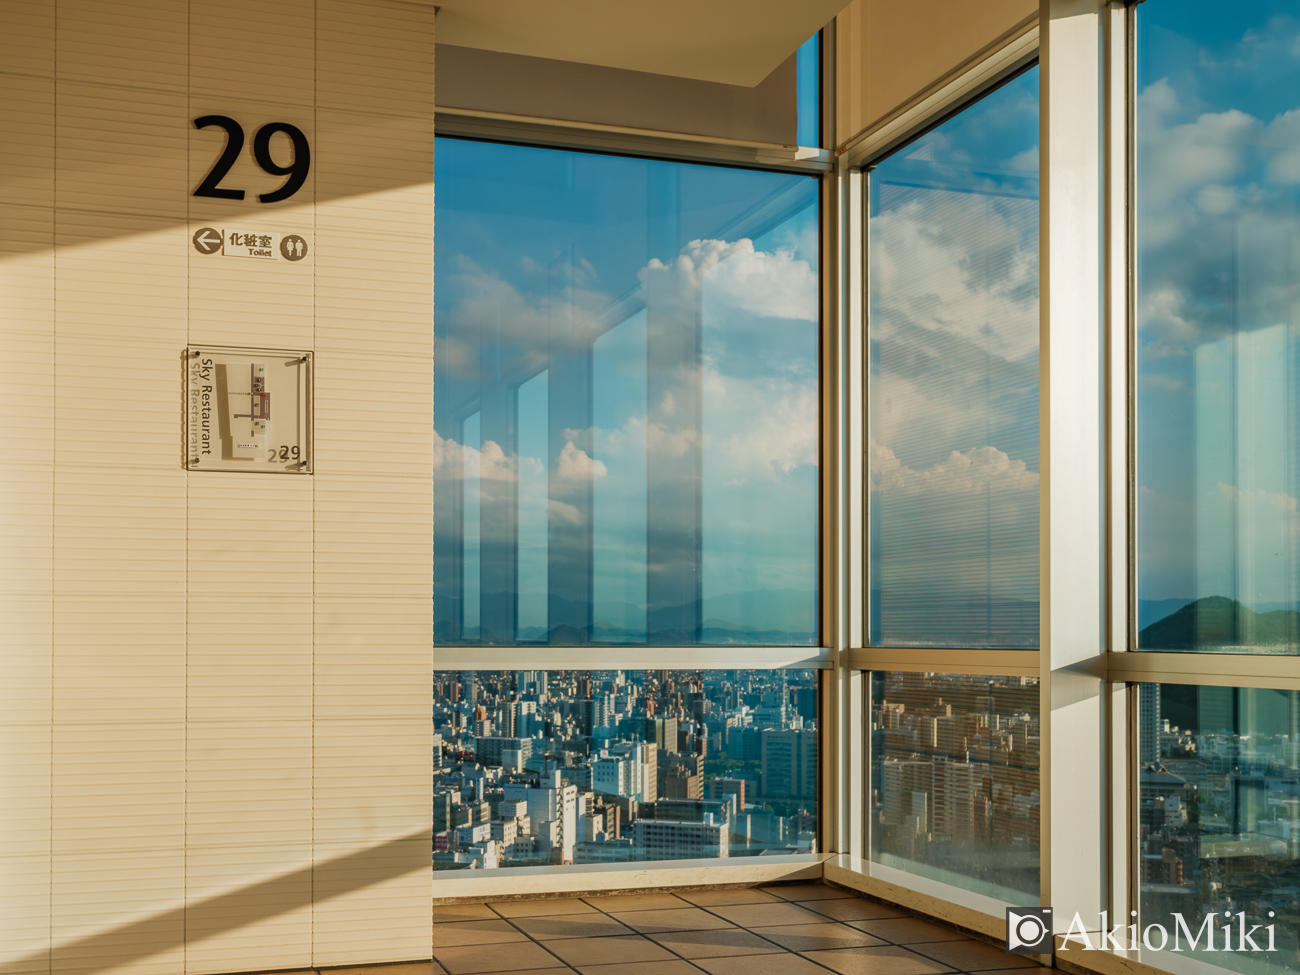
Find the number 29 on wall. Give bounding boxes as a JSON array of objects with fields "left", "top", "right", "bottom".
[{"left": 193, "top": 115, "right": 310, "bottom": 204}]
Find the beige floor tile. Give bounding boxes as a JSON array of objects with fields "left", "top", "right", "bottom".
[
  {"left": 435, "top": 939, "right": 564, "bottom": 974},
  {"left": 513, "top": 913, "right": 637, "bottom": 941},
  {"left": 803, "top": 897, "right": 909, "bottom": 922},
  {"left": 692, "top": 952, "right": 832, "bottom": 975},
  {"left": 675, "top": 888, "right": 782, "bottom": 907},
  {"left": 848, "top": 917, "right": 970, "bottom": 944},
  {"left": 434, "top": 963, "right": 447, "bottom": 975},
  {"left": 762, "top": 884, "right": 855, "bottom": 902},
  {"left": 431, "top": 918, "right": 528, "bottom": 948},
  {"left": 493, "top": 897, "right": 599, "bottom": 918},
  {"left": 799, "top": 945, "right": 957, "bottom": 975},
  {"left": 647, "top": 928, "right": 785, "bottom": 959},
  {"left": 435, "top": 902, "right": 499, "bottom": 923},
  {"left": 748, "top": 921, "right": 887, "bottom": 952},
  {"left": 585, "top": 892, "right": 691, "bottom": 912},
  {"left": 609, "top": 907, "right": 736, "bottom": 934},
  {"left": 546, "top": 934, "right": 676, "bottom": 967},
  {"left": 706, "top": 902, "right": 826, "bottom": 928},
  {"left": 331, "top": 966, "right": 436, "bottom": 975},
  {"left": 911, "top": 939, "right": 1041, "bottom": 971},
  {"left": 574, "top": 962, "right": 701, "bottom": 975}
]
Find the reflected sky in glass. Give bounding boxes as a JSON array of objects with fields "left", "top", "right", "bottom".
[
  {"left": 435, "top": 140, "right": 819, "bottom": 646},
  {"left": 868, "top": 69, "right": 1040, "bottom": 648},
  {"left": 1136, "top": 1, "right": 1300, "bottom": 652},
  {"left": 797, "top": 33, "right": 820, "bottom": 148}
]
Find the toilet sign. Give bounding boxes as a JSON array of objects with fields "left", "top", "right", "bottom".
[{"left": 192, "top": 227, "right": 310, "bottom": 262}]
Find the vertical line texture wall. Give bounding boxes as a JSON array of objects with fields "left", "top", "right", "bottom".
[{"left": 0, "top": 2, "right": 435, "bottom": 973}]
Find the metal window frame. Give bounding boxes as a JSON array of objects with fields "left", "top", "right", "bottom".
[{"left": 832, "top": 14, "right": 1056, "bottom": 942}]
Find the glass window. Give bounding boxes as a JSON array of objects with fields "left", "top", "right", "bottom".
[
  {"left": 867, "top": 69, "right": 1041, "bottom": 648},
  {"left": 1135, "top": 1, "right": 1300, "bottom": 654},
  {"left": 1137, "top": 682, "right": 1300, "bottom": 972},
  {"left": 433, "top": 669, "right": 819, "bottom": 869},
  {"left": 434, "top": 139, "right": 820, "bottom": 647},
  {"left": 870, "top": 672, "right": 1041, "bottom": 904},
  {"left": 797, "top": 33, "right": 821, "bottom": 148}
]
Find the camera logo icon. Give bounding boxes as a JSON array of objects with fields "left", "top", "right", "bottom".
[{"left": 1006, "top": 907, "right": 1053, "bottom": 954}]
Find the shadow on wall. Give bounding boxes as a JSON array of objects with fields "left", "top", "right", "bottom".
[{"left": 0, "top": 829, "right": 432, "bottom": 975}]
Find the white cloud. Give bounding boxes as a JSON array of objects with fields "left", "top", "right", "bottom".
[
  {"left": 1141, "top": 372, "right": 1185, "bottom": 393},
  {"left": 432, "top": 430, "right": 517, "bottom": 482},
  {"left": 869, "top": 194, "right": 1039, "bottom": 362},
  {"left": 702, "top": 369, "right": 817, "bottom": 481},
  {"left": 548, "top": 498, "right": 583, "bottom": 525},
  {"left": 556, "top": 441, "right": 607, "bottom": 482},
  {"left": 871, "top": 439, "right": 1038, "bottom": 495},
  {"left": 640, "top": 237, "right": 817, "bottom": 323}
]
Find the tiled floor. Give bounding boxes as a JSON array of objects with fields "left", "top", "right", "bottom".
[{"left": 432, "top": 883, "right": 1057, "bottom": 975}]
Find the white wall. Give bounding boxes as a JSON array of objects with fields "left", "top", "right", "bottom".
[{"left": 0, "top": 1, "right": 435, "bottom": 972}]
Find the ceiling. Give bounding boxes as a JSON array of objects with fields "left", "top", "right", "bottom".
[{"left": 435, "top": 0, "right": 851, "bottom": 87}]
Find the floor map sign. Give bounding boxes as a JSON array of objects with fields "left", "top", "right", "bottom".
[{"left": 186, "top": 346, "right": 312, "bottom": 473}]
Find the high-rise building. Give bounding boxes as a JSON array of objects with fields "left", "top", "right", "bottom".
[
  {"left": 761, "top": 729, "right": 818, "bottom": 799},
  {"left": 1139, "top": 684, "right": 1161, "bottom": 765}
]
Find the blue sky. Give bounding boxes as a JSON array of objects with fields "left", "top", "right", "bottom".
[
  {"left": 867, "top": 68, "right": 1040, "bottom": 646},
  {"left": 1135, "top": 1, "right": 1300, "bottom": 608},
  {"left": 434, "top": 140, "right": 820, "bottom": 642}
]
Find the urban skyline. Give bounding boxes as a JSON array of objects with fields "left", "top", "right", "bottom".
[{"left": 434, "top": 669, "right": 819, "bottom": 870}]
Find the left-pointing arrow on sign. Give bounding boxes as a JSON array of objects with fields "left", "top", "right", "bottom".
[{"left": 192, "top": 227, "right": 222, "bottom": 255}]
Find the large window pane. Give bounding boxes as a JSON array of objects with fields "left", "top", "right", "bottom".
[
  {"left": 1136, "top": 2, "right": 1300, "bottom": 653},
  {"left": 433, "top": 669, "right": 819, "bottom": 869},
  {"left": 1138, "top": 683, "right": 1300, "bottom": 973},
  {"left": 435, "top": 140, "right": 820, "bottom": 646},
  {"left": 867, "top": 70, "right": 1040, "bottom": 648},
  {"left": 870, "top": 672, "right": 1041, "bottom": 904}
]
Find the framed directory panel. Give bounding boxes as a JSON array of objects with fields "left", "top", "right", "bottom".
[{"left": 185, "top": 346, "right": 312, "bottom": 473}]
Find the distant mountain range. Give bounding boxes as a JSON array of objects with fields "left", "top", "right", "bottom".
[
  {"left": 434, "top": 588, "right": 817, "bottom": 645},
  {"left": 1139, "top": 595, "right": 1300, "bottom": 650}
]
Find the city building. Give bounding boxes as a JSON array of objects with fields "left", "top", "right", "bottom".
[{"left": 4, "top": 2, "right": 1300, "bottom": 975}]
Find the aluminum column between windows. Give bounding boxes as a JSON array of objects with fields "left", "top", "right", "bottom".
[{"left": 1041, "top": 0, "right": 1107, "bottom": 949}]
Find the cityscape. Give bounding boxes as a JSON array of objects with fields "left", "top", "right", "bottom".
[
  {"left": 433, "top": 670, "right": 819, "bottom": 869},
  {"left": 870, "top": 672, "right": 1042, "bottom": 901},
  {"left": 1139, "top": 683, "right": 1300, "bottom": 971}
]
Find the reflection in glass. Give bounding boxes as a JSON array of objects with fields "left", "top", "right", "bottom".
[
  {"left": 517, "top": 373, "right": 548, "bottom": 638},
  {"left": 797, "top": 33, "right": 820, "bottom": 148},
  {"left": 867, "top": 69, "right": 1040, "bottom": 648},
  {"left": 593, "top": 313, "right": 648, "bottom": 642},
  {"left": 433, "top": 669, "right": 818, "bottom": 869},
  {"left": 870, "top": 672, "right": 1040, "bottom": 903},
  {"left": 462, "top": 411, "right": 481, "bottom": 640},
  {"left": 435, "top": 139, "right": 820, "bottom": 646},
  {"left": 1136, "top": 2, "right": 1300, "bottom": 653},
  {"left": 1138, "top": 683, "right": 1300, "bottom": 973}
]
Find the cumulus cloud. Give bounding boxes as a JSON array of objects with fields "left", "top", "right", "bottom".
[
  {"left": 870, "top": 193, "right": 1039, "bottom": 363},
  {"left": 871, "top": 440, "right": 1039, "bottom": 496},
  {"left": 432, "top": 430, "right": 517, "bottom": 482},
  {"left": 556, "top": 440, "right": 607, "bottom": 482},
  {"left": 639, "top": 238, "right": 817, "bottom": 323}
]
